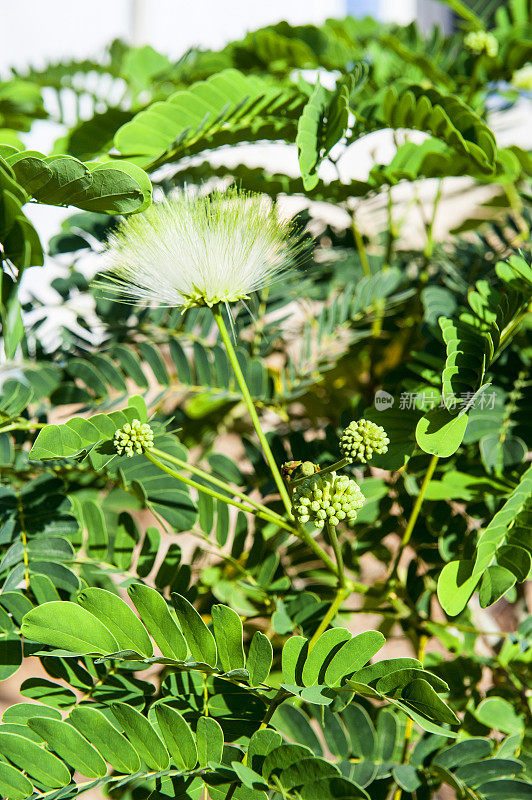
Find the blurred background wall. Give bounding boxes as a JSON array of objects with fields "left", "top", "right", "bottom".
[{"left": 0, "top": 1, "right": 454, "bottom": 73}]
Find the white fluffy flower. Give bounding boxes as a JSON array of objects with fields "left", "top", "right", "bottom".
[{"left": 99, "top": 188, "right": 303, "bottom": 309}]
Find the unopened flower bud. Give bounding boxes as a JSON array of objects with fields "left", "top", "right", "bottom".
[
  {"left": 114, "top": 419, "right": 154, "bottom": 458},
  {"left": 301, "top": 461, "right": 317, "bottom": 477},
  {"left": 292, "top": 472, "right": 365, "bottom": 529},
  {"left": 339, "top": 419, "right": 389, "bottom": 463},
  {"left": 464, "top": 30, "right": 498, "bottom": 58},
  {"left": 512, "top": 63, "right": 532, "bottom": 90}
]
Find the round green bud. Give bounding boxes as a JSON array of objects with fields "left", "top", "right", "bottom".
[
  {"left": 114, "top": 419, "right": 154, "bottom": 458},
  {"left": 292, "top": 471, "right": 365, "bottom": 529},
  {"left": 464, "top": 30, "right": 498, "bottom": 57},
  {"left": 301, "top": 461, "right": 317, "bottom": 477},
  {"left": 512, "top": 63, "right": 532, "bottom": 90},
  {"left": 339, "top": 419, "right": 389, "bottom": 463}
]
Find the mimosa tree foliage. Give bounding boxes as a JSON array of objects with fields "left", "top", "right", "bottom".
[{"left": 0, "top": 2, "right": 531, "bottom": 800}]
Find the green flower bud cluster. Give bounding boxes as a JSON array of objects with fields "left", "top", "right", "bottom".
[
  {"left": 464, "top": 30, "right": 498, "bottom": 57},
  {"left": 114, "top": 419, "right": 154, "bottom": 457},
  {"left": 292, "top": 472, "right": 365, "bottom": 529},
  {"left": 339, "top": 419, "right": 389, "bottom": 463},
  {"left": 512, "top": 63, "right": 532, "bottom": 90}
]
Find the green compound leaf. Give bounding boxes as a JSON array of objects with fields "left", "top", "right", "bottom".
[
  {"left": 392, "top": 764, "right": 422, "bottom": 793},
  {"left": 21, "top": 601, "right": 119, "bottom": 655},
  {"left": 299, "top": 776, "right": 369, "bottom": 799},
  {"left": 281, "top": 635, "right": 308, "bottom": 685},
  {"left": 416, "top": 407, "right": 469, "bottom": 458},
  {"left": 455, "top": 758, "right": 523, "bottom": 786},
  {"left": 301, "top": 628, "right": 351, "bottom": 686},
  {"left": 68, "top": 706, "right": 141, "bottom": 774},
  {"left": 28, "top": 718, "right": 107, "bottom": 778},
  {"left": 260, "top": 743, "right": 369, "bottom": 799},
  {"left": 196, "top": 716, "right": 224, "bottom": 767},
  {"left": 154, "top": 704, "right": 197, "bottom": 770},
  {"left": 231, "top": 761, "right": 269, "bottom": 791},
  {"left": 76, "top": 588, "right": 153, "bottom": 657},
  {"left": 136, "top": 527, "right": 160, "bottom": 578},
  {"left": 359, "top": 83, "right": 496, "bottom": 170},
  {"left": 416, "top": 262, "right": 532, "bottom": 460},
  {"left": 438, "top": 463, "right": 532, "bottom": 615},
  {"left": 211, "top": 603, "right": 245, "bottom": 672},
  {"left": 399, "top": 678, "right": 459, "bottom": 726},
  {"left": 4, "top": 147, "right": 151, "bottom": 214},
  {"left": 273, "top": 756, "right": 339, "bottom": 791},
  {"left": 478, "top": 565, "right": 516, "bottom": 608},
  {"left": 246, "top": 631, "right": 273, "bottom": 687},
  {"left": 128, "top": 583, "right": 187, "bottom": 660},
  {"left": 0, "top": 732, "right": 71, "bottom": 789},
  {"left": 324, "top": 631, "right": 385, "bottom": 687},
  {"left": 0, "top": 378, "right": 33, "bottom": 417},
  {"left": 350, "top": 658, "right": 423, "bottom": 685},
  {"left": 475, "top": 697, "right": 525, "bottom": 736},
  {"left": 261, "top": 743, "right": 314, "bottom": 781},
  {"left": 437, "top": 559, "right": 478, "bottom": 617},
  {"left": 375, "top": 669, "right": 449, "bottom": 695},
  {"left": 432, "top": 738, "right": 492, "bottom": 769},
  {"left": 475, "top": 779, "right": 532, "bottom": 799},
  {"left": 296, "top": 80, "right": 349, "bottom": 190},
  {"left": 70, "top": 160, "right": 152, "bottom": 214},
  {"left": 20, "top": 678, "right": 76, "bottom": 710},
  {"left": 171, "top": 592, "right": 217, "bottom": 667},
  {"left": 110, "top": 702, "right": 169, "bottom": 771},
  {"left": 271, "top": 704, "right": 323, "bottom": 755},
  {"left": 29, "top": 405, "right": 139, "bottom": 460},
  {"left": 389, "top": 699, "right": 458, "bottom": 737},
  {"left": 114, "top": 68, "right": 304, "bottom": 168},
  {"left": 247, "top": 728, "right": 283, "bottom": 773},
  {"left": 2, "top": 703, "right": 61, "bottom": 724},
  {"left": 0, "top": 762, "right": 34, "bottom": 800}
]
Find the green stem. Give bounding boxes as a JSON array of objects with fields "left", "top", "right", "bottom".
[
  {"left": 307, "top": 522, "right": 350, "bottom": 649},
  {"left": 149, "top": 446, "right": 286, "bottom": 523},
  {"left": 466, "top": 59, "right": 482, "bottom": 104},
  {"left": 203, "top": 674, "right": 209, "bottom": 717},
  {"left": 442, "top": 0, "right": 482, "bottom": 27},
  {"left": 389, "top": 454, "right": 439, "bottom": 579},
  {"left": 351, "top": 217, "right": 371, "bottom": 277},
  {"left": 297, "top": 525, "right": 339, "bottom": 577},
  {"left": 424, "top": 179, "right": 443, "bottom": 260},
  {"left": 392, "top": 634, "right": 428, "bottom": 800},
  {"left": 326, "top": 522, "right": 346, "bottom": 589},
  {"left": 212, "top": 304, "right": 292, "bottom": 515},
  {"left": 384, "top": 185, "right": 395, "bottom": 269},
  {"left": 308, "top": 584, "right": 351, "bottom": 649},
  {"left": 290, "top": 457, "right": 351, "bottom": 487},
  {"left": 1, "top": 421, "right": 46, "bottom": 434},
  {"left": 144, "top": 451, "right": 292, "bottom": 531},
  {"left": 239, "top": 688, "right": 289, "bottom": 778},
  {"left": 258, "top": 688, "right": 288, "bottom": 731}
]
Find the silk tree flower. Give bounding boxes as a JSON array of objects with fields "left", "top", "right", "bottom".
[{"left": 99, "top": 188, "right": 303, "bottom": 310}]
